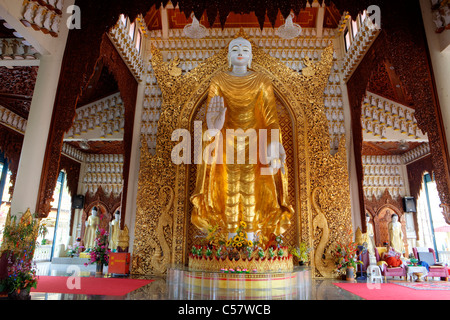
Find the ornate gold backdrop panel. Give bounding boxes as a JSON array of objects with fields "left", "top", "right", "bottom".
[
  {"left": 186, "top": 97, "right": 298, "bottom": 259},
  {"left": 132, "top": 30, "right": 353, "bottom": 278}
]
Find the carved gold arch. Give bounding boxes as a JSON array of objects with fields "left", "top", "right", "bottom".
[
  {"left": 132, "top": 30, "right": 353, "bottom": 278},
  {"left": 183, "top": 72, "right": 304, "bottom": 262}
]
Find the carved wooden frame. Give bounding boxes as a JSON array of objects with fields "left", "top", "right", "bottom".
[{"left": 348, "top": 21, "right": 450, "bottom": 229}]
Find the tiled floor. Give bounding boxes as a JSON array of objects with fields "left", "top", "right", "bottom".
[{"left": 31, "top": 261, "right": 367, "bottom": 300}]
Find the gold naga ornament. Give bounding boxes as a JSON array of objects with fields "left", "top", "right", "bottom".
[{"left": 133, "top": 29, "right": 353, "bottom": 278}]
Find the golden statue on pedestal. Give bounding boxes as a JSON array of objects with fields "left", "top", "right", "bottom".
[
  {"left": 190, "top": 37, "right": 294, "bottom": 243},
  {"left": 134, "top": 29, "right": 352, "bottom": 277}
]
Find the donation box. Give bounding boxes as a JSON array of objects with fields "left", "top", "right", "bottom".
[{"left": 108, "top": 252, "right": 130, "bottom": 275}]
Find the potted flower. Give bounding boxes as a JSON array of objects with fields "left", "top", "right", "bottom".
[
  {"left": 39, "top": 223, "right": 48, "bottom": 245},
  {"left": 0, "top": 211, "right": 43, "bottom": 299},
  {"left": 290, "top": 242, "right": 311, "bottom": 265},
  {"left": 0, "top": 253, "right": 38, "bottom": 300},
  {"left": 332, "top": 240, "right": 362, "bottom": 281},
  {"left": 84, "top": 228, "right": 111, "bottom": 275}
]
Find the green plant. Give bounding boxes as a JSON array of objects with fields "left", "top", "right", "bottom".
[
  {"left": 257, "top": 248, "right": 265, "bottom": 259},
  {"left": 290, "top": 242, "right": 311, "bottom": 262},
  {"left": 268, "top": 247, "right": 275, "bottom": 259}
]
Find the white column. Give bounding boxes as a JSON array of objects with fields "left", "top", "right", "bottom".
[
  {"left": 335, "top": 35, "right": 362, "bottom": 232},
  {"left": 10, "top": 54, "right": 64, "bottom": 216},
  {"left": 123, "top": 82, "right": 145, "bottom": 253},
  {"left": 342, "top": 83, "right": 363, "bottom": 232}
]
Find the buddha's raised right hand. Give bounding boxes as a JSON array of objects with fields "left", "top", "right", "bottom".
[{"left": 206, "top": 95, "right": 227, "bottom": 132}]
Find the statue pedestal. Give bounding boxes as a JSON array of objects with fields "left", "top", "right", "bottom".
[
  {"left": 167, "top": 265, "right": 311, "bottom": 300},
  {"left": 188, "top": 255, "right": 294, "bottom": 273},
  {"left": 188, "top": 246, "right": 293, "bottom": 273}
]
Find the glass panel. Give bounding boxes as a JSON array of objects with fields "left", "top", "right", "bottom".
[
  {"left": 53, "top": 174, "right": 72, "bottom": 256},
  {"left": 1, "top": 170, "right": 12, "bottom": 203},
  {"left": 425, "top": 177, "right": 450, "bottom": 263}
]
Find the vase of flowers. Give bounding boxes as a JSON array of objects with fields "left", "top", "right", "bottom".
[
  {"left": 84, "top": 228, "right": 111, "bottom": 275},
  {"left": 332, "top": 240, "right": 362, "bottom": 281}
]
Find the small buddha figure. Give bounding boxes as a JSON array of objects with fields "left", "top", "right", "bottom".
[
  {"left": 109, "top": 211, "right": 121, "bottom": 251},
  {"left": 84, "top": 207, "right": 100, "bottom": 250},
  {"left": 191, "top": 37, "right": 294, "bottom": 242},
  {"left": 364, "top": 213, "right": 376, "bottom": 257},
  {"left": 388, "top": 214, "right": 405, "bottom": 254}
]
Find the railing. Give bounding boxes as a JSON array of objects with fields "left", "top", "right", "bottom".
[
  {"left": 0, "top": 38, "right": 38, "bottom": 61},
  {"left": 33, "top": 244, "right": 52, "bottom": 262},
  {"left": 437, "top": 251, "right": 450, "bottom": 264}
]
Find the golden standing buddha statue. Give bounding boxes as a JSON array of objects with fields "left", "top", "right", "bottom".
[{"left": 190, "top": 37, "right": 294, "bottom": 242}]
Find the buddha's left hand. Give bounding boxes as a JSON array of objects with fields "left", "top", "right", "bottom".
[{"left": 267, "top": 141, "right": 286, "bottom": 174}]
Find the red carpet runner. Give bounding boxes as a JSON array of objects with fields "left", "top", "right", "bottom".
[
  {"left": 334, "top": 282, "right": 450, "bottom": 300},
  {"left": 31, "top": 276, "right": 154, "bottom": 296}
]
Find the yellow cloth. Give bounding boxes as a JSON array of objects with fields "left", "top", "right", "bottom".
[
  {"left": 79, "top": 252, "right": 91, "bottom": 259},
  {"left": 191, "top": 71, "right": 294, "bottom": 240},
  {"left": 110, "top": 220, "right": 120, "bottom": 250},
  {"left": 389, "top": 222, "right": 405, "bottom": 253},
  {"left": 376, "top": 247, "right": 388, "bottom": 256}
]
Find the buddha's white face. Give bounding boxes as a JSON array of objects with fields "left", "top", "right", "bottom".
[
  {"left": 228, "top": 38, "right": 252, "bottom": 68},
  {"left": 392, "top": 215, "right": 398, "bottom": 223}
]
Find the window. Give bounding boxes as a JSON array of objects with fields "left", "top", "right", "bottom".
[
  {"left": 416, "top": 173, "right": 450, "bottom": 263},
  {"left": 1, "top": 169, "right": 12, "bottom": 203},
  {"left": 0, "top": 155, "right": 12, "bottom": 248},
  {"left": 42, "top": 171, "right": 73, "bottom": 261}
]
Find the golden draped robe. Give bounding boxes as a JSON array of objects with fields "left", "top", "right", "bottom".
[
  {"left": 389, "top": 221, "right": 405, "bottom": 254},
  {"left": 190, "top": 71, "right": 294, "bottom": 241}
]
